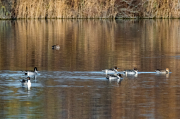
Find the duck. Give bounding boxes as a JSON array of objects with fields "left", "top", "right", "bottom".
[
  {"left": 106, "top": 73, "right": 122, "bottom": 80},
  {"left": 24, "top": 67, "right": 38, "bottom": 77},
  {"left": 20, "top": 77, "right": 31, "bottom": 85},
  {"left": 155, "top": 68, "right": 170, "bottom": 74},
  {"left": 102, "top": 66, "right": 118, "bottom": 74},
  {"left": 52, "top": 44, "right": 60, "bottom": 50},
  {"left": 123, "top": 68, "right": 138, "bottom": 75}
]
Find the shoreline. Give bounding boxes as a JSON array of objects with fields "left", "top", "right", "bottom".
[{"left": 0, "top": 17, "right": 180, "bottom": 20}]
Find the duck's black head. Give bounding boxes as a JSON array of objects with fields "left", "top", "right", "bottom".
[
  {"left": 114, "top": 66, "right": 118, "bottom": 69},
  {"left": 34, "top": 67, "right": 38, "bottom": 71},
  {"left": 52, "top": 45, "right": 56, "bottom": 49}
]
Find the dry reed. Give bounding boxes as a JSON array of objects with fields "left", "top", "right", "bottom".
[{"left": 0, "top": 0, "right": 180, "bottom": 19}]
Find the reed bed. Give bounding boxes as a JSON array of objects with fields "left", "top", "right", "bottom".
[{"left": 0, "top": 0, "right": 180, "bottom": 19}]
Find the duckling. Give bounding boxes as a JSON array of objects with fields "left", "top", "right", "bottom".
[
  {"left": 155, "top": 68, "right": 170, "bottom": 74},
  {"left": 102, "top": 66, "right": 118, "bottom": 74}
]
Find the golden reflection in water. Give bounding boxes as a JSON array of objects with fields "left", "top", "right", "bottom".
[
  {"left": 1, "top": 19, "right": 180, "bottom": 118},
  {"left": 0, "top": 19, "right": 119, "bottom": 71},
  {"left": 0, "top": 19, "right": 180, "bottom": 71}
]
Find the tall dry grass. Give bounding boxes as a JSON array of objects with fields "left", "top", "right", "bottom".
[
  {"left": 0, "top": 0, "right": 180, "bottom": 19},
  {"left": 142, "top": 0, "right": 180, "bottom": 18},
  {"left": 12, "top": 0, "right": 118, "bottom": 18}
]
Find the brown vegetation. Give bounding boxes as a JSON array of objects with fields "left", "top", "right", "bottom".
[{"left": 0, "top": 0, "right": 180, "bottom": 19}]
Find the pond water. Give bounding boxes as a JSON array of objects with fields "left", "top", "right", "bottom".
[{"left": 0, "top": 19, "right": 180, "bottom": 119}]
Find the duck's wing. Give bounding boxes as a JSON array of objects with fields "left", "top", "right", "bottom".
[
  {"left": 25, "top": 70, "right": 35, "bottom": 74},
  {"left": 22, "top": 70, "right": 28, "bottom": 73},
  {"left": 156, "top": 69, "right": 166, "bottom": 72},
  {"left": 124, "top": 70, "right": 133, "bottom": 72},
  {"left": 109, "top": 74, "right": 117, "bottom": 77}
]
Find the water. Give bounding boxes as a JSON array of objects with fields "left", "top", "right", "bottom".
[{"left": 0, "top": 19, "right": 180, "bottom": 118}]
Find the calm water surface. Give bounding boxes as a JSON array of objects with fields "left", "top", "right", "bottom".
[{"left": 0, "top": 19, "right": 180, "bottom": 119}]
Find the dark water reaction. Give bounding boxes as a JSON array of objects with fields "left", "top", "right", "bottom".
[{"left": 0, "top": 19, "right": 180, "bottom": 119}]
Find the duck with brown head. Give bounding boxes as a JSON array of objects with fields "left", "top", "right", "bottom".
[
  {"left": 155, "top": 68, "right": 170, "bottom": 74},
  {"left": 20, "top": 77, "right": 31, "bottom": 85}
]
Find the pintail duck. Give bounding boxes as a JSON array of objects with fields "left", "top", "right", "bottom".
[
  {"left": 155, "top": 68, "right": 170, "bottom": 74},
  {"left": 123, "top": 68, "right": 138, "bottom": 75},
  {"left": 20, "top": 77, "right": 31, "bottom": 85},
  {"left": 24, "top": 67, "right": 38, "bottom": 76},
  {"left": 106, "top": 73, "right": 122, "bottom": 80},
  {"left": 102, "top": 66, "right": 118, "bottom": 74},
  {"left": 52, "top": 44, "right": 60, "bottom": 50}
]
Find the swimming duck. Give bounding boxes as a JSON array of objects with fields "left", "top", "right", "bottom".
[
  {"left": 125, "top": 72, "right": 138, "bottom": 78},
  {"left": 20, "top": 77, "right": 31, "bottom": 85},
  {"left": 102, "top": 66, "right": 118, "bottom": 74},
  {"left": 106, "top": 73, "right": 122, "bottom": 80},
  {"left": 123, "top": 68, "right": 138, "bottom": 75},
  {"left": 52, "top": 44, "right": 60, "bottom": 50},
  {"left": 24, "top": 67, "right": 38, "bottom": 76},
  {"left": 155, "top": 68, "right": 170, "bottom": 74}
]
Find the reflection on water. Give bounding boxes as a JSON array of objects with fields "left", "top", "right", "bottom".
[{"left": 0, "top": 19, "right": 180, "bottom": 118}]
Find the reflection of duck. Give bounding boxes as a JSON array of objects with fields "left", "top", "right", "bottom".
[
  {"left": 106, "top": 74, "right": 123, "bottom": 85},
  {"left": 155, "top": 68, "right": 170, "bottom": 74},
  {"left": 106, "top": 73, "right": 122, "bottom": 80},
  {"left": 123, "top": 68, "right": 138, "bottom": 75},
  {"left": 24, "top": 67, "right": 38, "bottom": 77},
  {"left": 20, "top": 77, "right": 31, "bottom": 85},
  {"left": 102, "top": 66, "right": 118, "bottom": 74},
  {"left": 155, "top": 73, "right": 170, "bottom": 78},
  {"left": 52, "top": 44, "right": 60, "bottom": 50}
]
